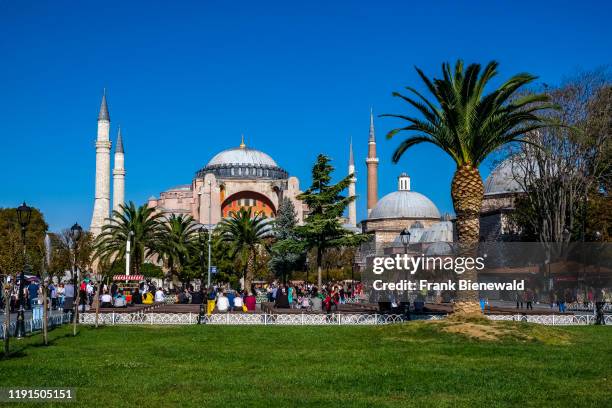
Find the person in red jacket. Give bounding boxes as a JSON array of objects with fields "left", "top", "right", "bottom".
[{"left": 244, "top": 292, "right": 257, "bottom": 311}]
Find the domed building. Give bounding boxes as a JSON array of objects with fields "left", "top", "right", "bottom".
[
  {"left": 480, "top": 158, "right": 526, "bottom": 241},
  {"left": 362, "top": 173, "right": 452, "bottom": 245},
  {"left": 147, "top": 136, "right": 305, "bottom": 225}
]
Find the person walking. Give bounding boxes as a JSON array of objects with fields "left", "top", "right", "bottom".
[{"left": 206, "top": 287, "right": 217, "bottom": 316}]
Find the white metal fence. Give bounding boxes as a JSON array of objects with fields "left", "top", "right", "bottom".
[
  {"left": 0, "top": 313, "right": 72, "bottom": 339},
  {"left": 78, "top": 312, "right": 611, "bottom": 326}
]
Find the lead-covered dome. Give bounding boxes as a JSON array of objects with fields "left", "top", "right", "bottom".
[
  {"left": 207, "top": 147, "right": 278, "bottom": 168},
  {"left": 369, "top": 191, "right": 441, "bottom": 220},
  {"left": 484, "top": 159, "right": 526, "bottom": 196},
  {"left": 196, "top": 138, "right": 288, "bottom": 180},
  {"left": 369, "top": 173, "right": 440, "bottom": 220}
]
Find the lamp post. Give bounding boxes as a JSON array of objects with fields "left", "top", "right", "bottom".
[
  {"left": 399, "top": 228, "right": 411, "bottom": 318},
  {"left": 126, "top": 231, "right": 134, "bottom": 276},
  {"left": 15, "top": 202, "right": 32, "bottom": 339},
  {"left": 70, "top": 222, "right": 82, "bottom": 337},
  {"left": 207, "top": 180, "right": 213, "bottom": 288}
]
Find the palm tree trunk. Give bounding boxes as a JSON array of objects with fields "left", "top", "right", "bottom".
[
  {"left": 3, "top": 282, "right": 11, "bottom": 357},
  {"left": 244, "top": 250, "right": 254, "bottom": 294},
  {"left": 451, "top": 164, "right": 484, "bottom": 315}
]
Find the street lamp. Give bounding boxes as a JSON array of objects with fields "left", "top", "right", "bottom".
[
  {"left": 399, "top": 228, "right": 411, "bottom": 254},
  {"left": 70, "top": 222, "right": 82, "bottom": 335},
  {"left": 398, "top": 228, "right": 411, "bottom": 318},
  {"left": 15, "top": 202, "right": 32, "bottom": 339}
]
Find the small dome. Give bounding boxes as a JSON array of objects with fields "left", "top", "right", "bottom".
[
  {"left": 484, "top": 159, "right": 525, "bottom": 196},
  {"left": 207, "top": 147, "right": 278, "bottom": 168},
  {"left": 369, "top": 191, "right": 440, "bottom": 220}
]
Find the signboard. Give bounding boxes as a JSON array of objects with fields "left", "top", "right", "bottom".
[{"left": 210, "top": 266, "right": 217, "bottom": 274}]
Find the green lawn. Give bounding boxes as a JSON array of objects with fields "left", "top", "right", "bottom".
[{"left": 1, "top": 321, "right": 611, "bottom": 407}]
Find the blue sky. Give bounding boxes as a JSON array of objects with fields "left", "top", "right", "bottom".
[{"left": 0, "top": 0, "right": 610, "bottom": 232}]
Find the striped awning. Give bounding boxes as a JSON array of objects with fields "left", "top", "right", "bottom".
[{"left": 112, "top": 275, "right": 144, "bottom": 281}]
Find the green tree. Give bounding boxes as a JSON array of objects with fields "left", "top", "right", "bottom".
[
  {"left": 0, "top": 207, "right": 49, "bottom": 277},
  {"left": 269, "top": 198, "right": 303, "bottom": 283},
  {"left": 217, "top": 207, "right": 272, "bottom": 292},
  {"left": 385, "top": 60, "right": 551, "bottom": 314},
  {"left": 94, "top": 202, "right": 165, "bottom": 275},
  {"left": 158, "top": 214, "right": 199, "bottom": 286},
  {"left": 294, "top": 154, "right": 368, "bottom": 287}
]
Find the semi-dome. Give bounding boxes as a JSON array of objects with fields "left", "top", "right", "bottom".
[
  {"left": 484, "top": 159, "right": 526, "bottom": 196},
  {"left": 196, "top": 137, "right": 288, "bottom": 180}
]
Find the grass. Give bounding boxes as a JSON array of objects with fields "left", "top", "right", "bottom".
[{"left": 0, "top": 321, "right": 611, "bottom": 408}]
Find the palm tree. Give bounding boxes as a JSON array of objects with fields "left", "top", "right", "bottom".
[
  {"left": 385, "top": 60, "right": 552, "bottom": 314},
  {"left": 217, "top": 207, "right": 272, "bottom": 292},
  {"left": 158, "top": 214, "right": 199, "bottom": 287},
  {"left": 94, "top": 202, "right": 165, "bottom": 275}
]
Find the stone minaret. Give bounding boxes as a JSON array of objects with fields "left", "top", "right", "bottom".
[
  {"left": 112, "top": 126, "right": 125, "bottom": 214},
  {"left": 366, "top": 108, "right": 379, "bottom": 215},
  {"left": 347, "top": 137, "right": 357, "bottom": 227},
  {"left": 90, "top": 91, "right": 112, "bottom": 236}
]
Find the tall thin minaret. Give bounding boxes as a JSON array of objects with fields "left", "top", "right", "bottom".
[
  {"left": 90, "top": 90, "right": 112, "bottom": 236},
  {"left": 112, "top": 126, "right": 125, "bottom": 214},
  {"left": 347, "top": 137, "right": 357, "bottom": 227},
  {"left": 366, "top": 107, "right": 379, "bottom": 215}
]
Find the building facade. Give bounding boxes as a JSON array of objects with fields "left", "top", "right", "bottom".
[{"left": 147, "top": 136, "right": 305, "bottom": 225}]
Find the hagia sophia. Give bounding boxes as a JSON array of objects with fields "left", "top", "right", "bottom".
[{"left": 89, "top": 93, "right": 523, "bottom": 255}]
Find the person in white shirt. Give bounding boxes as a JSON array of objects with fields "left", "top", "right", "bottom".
[
  {"left": 216, "top": 292, "right": 230, "bottom": 313},
  {"left": 155, "top": 288, "right": 165, "bottom": 303},
  {"left": 233, "top": 293, "right": 244, "bottom": 311},
  {"left": 100, "top": 292, "right": 113, "bottom": 308}
]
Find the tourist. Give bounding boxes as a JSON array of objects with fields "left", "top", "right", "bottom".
[
  {"left": 100, "top": 291, "right": 112, "bottom": 308},
  {"left": 132, "top": 288, "right": 143, "bottom": 304},
  {"left": 142, "top": 291, "right": 154, "bottom": 304},
  {"left": 63, "top": 282, "right": 75, "bottom": 316},
  {"left": 49, "top": 282, "right": 57, "bottom": 310},
  {"left": 234, "top": 291, "right": 244, "bottom": 311},
  {"left": 206, "top": 287, "right": 217, "bottom": 316},
  {"left": 191, "top": 288, "right": 204, "bottom": 304},
  {"left": 57, "top": 283, "right": 65, "bottom": 310},
  {"left": 155, "top": 287, "right": 165, "bottom": 303},
  {"left": 244, "top": 292, "right": 257, "bottom": 311},
  {"left": 226, "top": 290, "right": 236, "bottom": 311},
  {"left": 275, "top": 286, "right": 289, "bottom": 308},
  {"left": 288, "top": 285, "right": 294, "bottom": 308},
  {"left": 216, "top": 291, "right": 229, "bottom": 313},
  {"left": 524, "top": 289, "right": 534, "bottom": 310},
  {"left": 515, "top": 291, "right": 523, "bottom": 309},
  {"left": 114, "top": 290, "right": 127, "bottom": 308},
  {"left": 28, "top": 280, "right": 39, "bottom": 310},
  {"left": 310, "top": 288, "right": 322, "bottom": 311}
]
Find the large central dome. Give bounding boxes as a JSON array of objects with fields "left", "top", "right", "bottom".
[
  {"left": 196, "top": 138, "right": 288, "bottom": 180},
  {"left": 207, "top": 147, "right": 278, "bottom": 167}
]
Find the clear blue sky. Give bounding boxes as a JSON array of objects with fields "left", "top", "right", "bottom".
[{"left": 1, "top": 0, "right": 610, "bottom": 232}]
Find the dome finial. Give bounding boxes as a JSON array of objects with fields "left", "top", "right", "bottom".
[{"left": 240, "top": 134, "right": 246, "bottom": 149}]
